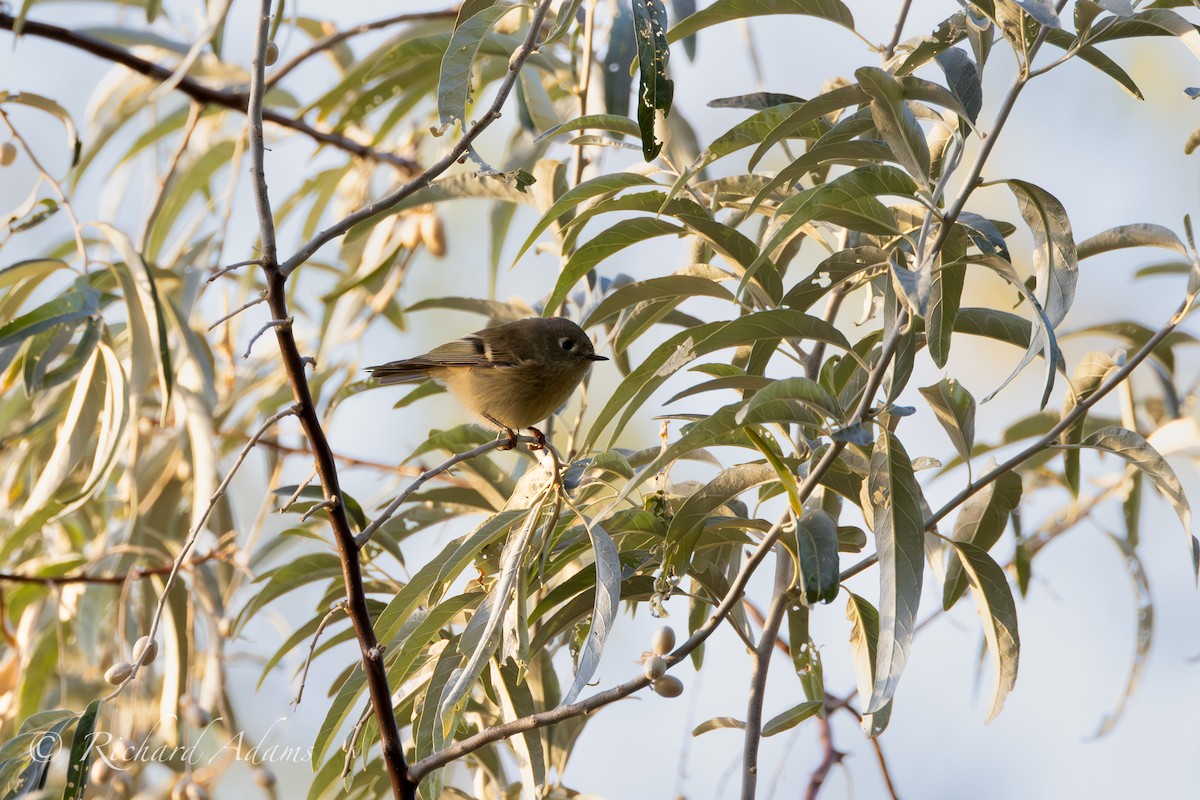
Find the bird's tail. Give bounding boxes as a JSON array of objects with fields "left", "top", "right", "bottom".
[{"left": 366, "top": 359, "right": 434, "bottom": 385}]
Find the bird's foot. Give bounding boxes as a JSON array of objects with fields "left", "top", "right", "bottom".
[
  {"left": 526, "top": 426, "right": 548, "bottom": 452},
  {"left": 497, "top": 428, "right": 518, "bottom": 450}
]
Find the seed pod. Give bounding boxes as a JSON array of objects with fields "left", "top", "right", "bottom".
[
  {"left": 132, "top": 636, "right": 158, "bottom": 666},
  {"left": 253, "top": 767, "right": 276, "bottom": 788},
  {"left": 0, "top": 142, "right": 16, "bottom": 166},
  {"left": 419, "top": 213, "right": 447, "bottom": 257},
  {"left": 650, "top": 625, "right": 676, "bottom": 656},
  {"left": 653, "top": 675, "right": 684, "bottom": 698},
  {"left": 642, "top": 655, "right": 667, "bottom": 681},
  {"left": 264, "top": 41, "right": 279, "bottom": 66},
  {"left": 104, "top": 662, "right": 133, "bottom": 685}
]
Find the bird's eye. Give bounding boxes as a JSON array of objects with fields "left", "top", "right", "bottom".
[{"left": 559, "top": 337, "right": 576, "bottom": 351}]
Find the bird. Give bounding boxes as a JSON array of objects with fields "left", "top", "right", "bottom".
[{"left": 367, "top": 317, "right": 607, "bottom": 449}]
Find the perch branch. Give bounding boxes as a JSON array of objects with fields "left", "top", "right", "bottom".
[
  {"left": 245, "top": 2, "right": 414, "bottom": 795},
  {"left": 0, "top": 12, "right": 419, "bottom": 172}
]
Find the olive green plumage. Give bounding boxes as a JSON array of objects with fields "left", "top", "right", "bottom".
[{"left": 367, "top": 317, "right": 606, "bottom": 435}]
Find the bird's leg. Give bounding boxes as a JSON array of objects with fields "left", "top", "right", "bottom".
[
  {"left": 526, "top": 426, "right": 549, "bottom": 452},
  {"left": 485, "top": 415, "right": 518, "bottom": 450}
]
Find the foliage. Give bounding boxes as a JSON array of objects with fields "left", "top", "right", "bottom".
[{"left": 1, "top": 0, "right": 1199, "bottom": 798}]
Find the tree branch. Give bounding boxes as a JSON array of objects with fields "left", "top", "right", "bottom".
[
  {"left": 0, "top": 12, "right": 419, "bottom": 173},
  {"left": 266, "top": 8, "right": 461, "bottom": 89},
  {"left": 278, "top": 0, "right": 558, "bottom": 276},
  {"left": 244, "top": 3, "right": 414, "bottom": 796},
  {"left": 741, "top": 556, "right": 793, "bottom": 800},
  {"left": 0, "top": 546, "right": 233, "bottom": 586}
]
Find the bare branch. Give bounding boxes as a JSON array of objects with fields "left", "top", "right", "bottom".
[
  {"left": 803, "top": 713, "right": 845, "bottom": 800},
  {"left": 266, "top": 8, "right": 461, "bottom": 89},
  {"left": 293, "top": 600, "right": 349, "bottom": 706},
  {"left": 0, "top": 12, "right": 419, "bottom": 173},
  {"left": 0, "top": 546, "right": 233, "bottom": 586},
  {"left": 741, "top": 556, "right": 794, "bottom": 800},
  {"left": 882, "top": 0, "right": 914, "bottom": 61},
  {"left": 208, "top": 259, "right": 262, "bottom": 284},
  {"left": 207, "top": 291, "right": 266, "bottom": 332},
  {"left": 242, "top": 317, "right": 292, "bottom": 359},
  {"left": 279, "top": 0, "right": 559, "bottom": 276}
]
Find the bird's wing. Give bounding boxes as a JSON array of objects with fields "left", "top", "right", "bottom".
[
  {"left": 367, "top": 335, "right": 517, "bottom": 385},
  {"left": 427, "top": 334, "right": 518, "bottom": 366}
]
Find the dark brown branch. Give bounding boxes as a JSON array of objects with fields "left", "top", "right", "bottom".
[
  {"left": 0, "top": 547, "right": 232, "bottom": 585},
  {"left": 804, "top": 714, "right": 845, "bottom": 800},
  {"left": 741, "top": 558, "right": 793, "bottom": 799},
  {"left": 882, "top": 0, "right": 914, "bottom": 61},
  {"left": 266, "top": 8, "right": 461, "bottom": 89},
  {"left": 244, "top": 2, "right": 414, "bottom": 796},
  {"left": 0, "top": 12, "right": 419, "bottom": 173}
]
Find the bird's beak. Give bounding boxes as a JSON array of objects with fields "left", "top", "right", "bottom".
[{"left": 585, "top": 353, "right": 608, "bottom": 361}]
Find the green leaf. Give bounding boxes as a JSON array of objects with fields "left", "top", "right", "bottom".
[
  {"left": 560, "top": 519, "right": 621, "bottom": 705},
  {"left": 0, "top": 283, "right": 98, "bottom": 351},
  {"left": 545, "top": 217, "right": 684, "bottom": 313},
  {"left": 1079, "top": 426, "right": 1198, "bottom": 576},
  {"left": 793, "top": 511, "right": 840, "bottom": 604},
  {"left": 782, "top": 246, "right": 889, "bottom": 311},
  {"left": 62, "top": 700, "right": 102, "bottom": 800},
  {"left": 235, "top": 553, "right": 342, "bottom": 628},
  {"left": 437, "top": 3, "right": 515, "bottom": 125},
  {"left": 667, "top": 0, "right": 854, "bottom": 43},
  {"left": 1076, "top": 223, "right": 1188, "bottom": 260},
  {"left": 943, "top": 470, "right": 1022, "bottom": 609},
  {"left": 692, "top": 716, "right": 746, "bottom": 735},
  {"left": 664, "top": 463, "right": 777, "bottom": 573},
  {"left": 787, "top": 604, "right": 824, "bottom": 702},
  {"left": 748, "top": 83, "right": 869, "bottom": 170},
  {"left": 919, "top": 379, "right": 976, "bottom": 470},
  {"left": 1092, "top": 533, "right": 1153, "bottom": 738},
  {"left": 515, "top": 173, "right": 659, "bottom": 262},
  {"left": 948, "top": 541, "right": 1020, "bottom": 722},
  {"left": 1062, "top": 352, "right": 1119, "bottom": 494},
  {"left": 762, "top": 700, "right": 824, "bottom": 736},
  {"left": 927, "top": 258, "right": 966, "bottom": 367},
  {"left": 1, "top": 92, "right": 81, "bottom": 166},
  {"left": 584, "top": 309, "right": 851, "bottom": 450},
  {"left": 855, "top": 67, "right": 931, "bottom": 184},
  {"left": 632, "top": 0, "right": 674, "bottom": 160},
  {"left": 534, "top": 113, "right": 641, "bottom": 144},
  {"left": 735, "top": 376, "right": 843, "bottom": 427},
  {"left": 846, "top": 592, "right": 892, "bottom": 736},
  {"left": 865, "top": 430, "right": 924, "bottom": 714},
  {"left": 584, "top": 273, "right": 736, "bottom": 328},
  {"left": 1087, "top": 7, "right": 1200, "bottom": 63}
]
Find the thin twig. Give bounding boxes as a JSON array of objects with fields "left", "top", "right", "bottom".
[
  {"left": 138, "top": 101, "right": 203, "bottom": 253},
  {"left": 104, "top": 403, "right": 298, "bottom": 700},
  {"left": 266, "top": 8, "right": 461, "bottom": 88},
  {"left": 0, "top": 107, "right": 89, "bottom": 268},
  {"left": 293, "top": 600, "right": 349, "bottom": 706},
  {"left": 254, "top": 437, "right": 429, "bottom": 477},
  {"left": 0, "top": 546, "right": 233, "bottom": 586},
  {"left": 573, "top": 0, "right": 599, "bottom": 186},
  {"left": 300, "top": 498, "right": 337, "bottom": 522},
  {"left": 279, "top": 468, "right": 318, "bottom": 513},
  {"left": 207, "top": 259, "right": 261, "bottom": 284},
  {"left": 803, "top": 713, "right": 845, "bottom": 800},
  {"left": 278, "top": 0, "right": 558, "bottom": 276},
  {"left": 882, "top": 0, "right": 914, "bottom": 61},
  {"left": 355, "top": 434, "right": 550, "bottom": 549},
  {"left": 840, "top": 296, "right": 1189, "bottom": 583},
  {"left": 741, "top": 555, "right": 794, "bottom": 800},
  {"left": 242, "top": 317, "right": 292, "bottom": 359},
  {"left": 207, "top": 291, "right": 266, "bottom": 331},
  {"left": 0, "top": 13, "right": 419, "bottom": 172}
]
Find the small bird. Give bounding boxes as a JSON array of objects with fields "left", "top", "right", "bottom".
[{"left": 367, "top": 317, "right": 607, "bottom": 449}]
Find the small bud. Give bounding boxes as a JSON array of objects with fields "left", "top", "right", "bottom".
[
  {"left": 419, "top": 214, "right": 447, "bottom": 257},
  {"left": 264, "top": 41, "right": 279, "bottom": 66},
  {"left": 215, "top": 617, "right": 232, "bottom": 638},
  {"left": 132, "top": 636, "right": 158, "bottom": 666},
  {"left": 104, "top": 662, "right": 133, "bottom": 685},
  {"left": 651, "top": 625, "right": 676, "bottom": 656},
  {"left": 653, "top": 675, "right": 684, "bottom": 698},
  {"left": 253, "top": 767, "right": 276, "bottom": 788},
  {"left": 0, "top": 142, "right": 16, "bottom": 166},
  {"left": 642, "top": 655, "right": 667, "bottom": 681}
]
